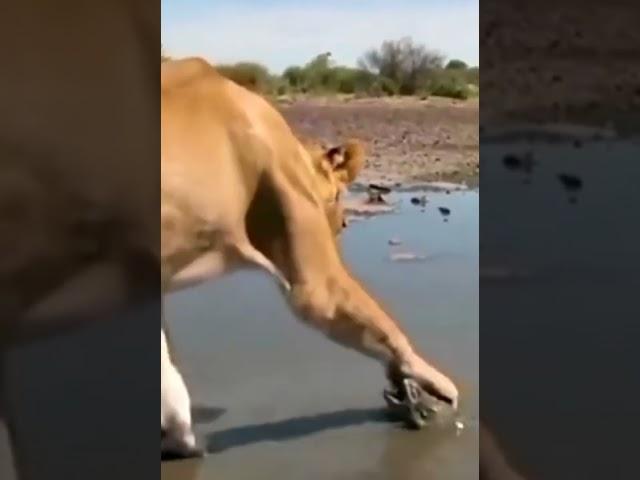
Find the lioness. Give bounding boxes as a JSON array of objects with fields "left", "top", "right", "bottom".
[{"left": 160, "top": 57, "right": 459, "bottom": 457}]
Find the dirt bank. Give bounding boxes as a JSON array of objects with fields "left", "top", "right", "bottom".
[
  {"left": 481, "top": 0, "right": 640, "bottom": 133},
  {"left": 279, "top": 96, "right": 479, "bottom": 186}
]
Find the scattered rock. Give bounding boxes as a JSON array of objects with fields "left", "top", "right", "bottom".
[
  {"left": 388, "top": 237, "right": 402, "bottom": 246},
  {"left": 557, "top": 173, "right": 583, "bottom": 191},
  {"left": 503, "top": 152, "right": 535, "bottom": 174},
  {"left": 438, "top": 207, "right": 451, "bottom": 216},
  {"left": 390, "top": 251, "right": 427, "bottom": 262},
  {"left": 366, "top": 184, "right": 392, "bottom": 204},
  {"left": 410, "top": 195, "right": 427, "bottom": 206},
  {"left": 343, "top": 199, "right": 396, "bottom": 217},
  {"left": 367, "top": 191, "right": 386, "bottom": 204},
  {"left": 369, "top": 183, "right": 392, "bottom": 194},
  {"left": 502, "top": 154, "right": 522, "bottom": 170}
]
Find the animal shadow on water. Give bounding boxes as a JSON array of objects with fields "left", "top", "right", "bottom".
[{"left": 205, "top": 407, "right": 395, "bottom": 454}]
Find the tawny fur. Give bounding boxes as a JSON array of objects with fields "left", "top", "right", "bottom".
[{"left": 160, "top": 57, "right": 458, "bottom": 455}]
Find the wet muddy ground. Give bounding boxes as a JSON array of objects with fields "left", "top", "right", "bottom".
[{"left": 162, "top": 189, "right": 479, "bottom": 480}]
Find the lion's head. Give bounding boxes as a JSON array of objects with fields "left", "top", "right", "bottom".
[{"left": 301, "top": 137, "right": 365, "bottom": 235}]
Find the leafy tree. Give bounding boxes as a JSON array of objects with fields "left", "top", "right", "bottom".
[
  {"left": 160, "top": 39, "right": 477, "bottom": 100},
  {"left": 358, "top": 37, "right": 444, "bottom": 94},
  {"left": 282, "top": 65, "right": 306, "bottom": 89},
  {"left": 445, "top": 59, "right": 468, "bottom": 70}
]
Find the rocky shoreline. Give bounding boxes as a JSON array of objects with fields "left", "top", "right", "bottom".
[{"left": 280, "top": 96, "right": 479, "bottom": 187}]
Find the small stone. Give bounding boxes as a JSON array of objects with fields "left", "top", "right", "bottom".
[
  {"left": 410, "top": 195, "right": 427, "bottom": 206},
  {"left": 367, "top": 191, "right": 386, "bottom": 204},
  {"left": 369, "top": 183, "right": 392, "bottom": 194},
  {"left": 388, "top": 237, "right": 402, "bottom": 246},
  {"left": 502, "top": 154, "right": 522, "bottom": 170},
  {"left": 390, "top": 251, "right": 427, "bottom": 262},
  {"left": 558, "top": 173, "right": 583, "bottom": 191}
]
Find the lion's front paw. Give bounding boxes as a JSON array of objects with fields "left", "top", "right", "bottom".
[{"left": 384, "top": 377, "right": 443, "bottom": 429}]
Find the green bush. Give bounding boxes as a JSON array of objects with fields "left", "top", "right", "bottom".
[
  {"left": 368, "top": 77, "right": 399, "bottom": 97},
  {"left": 332, "top": 67, "right": 378, "bottom": 94},
  {"left": 428, "top": 78, "right": 471, "bottom": 100},
  {"left": 398, "top": 81, "right": 418, "bottom": 96},
  {"left": 282, "top": 66, "right": 306, "bottom": 90},
  {"left": 465, "top": 66, "right": 479, "bottom": 86},
  {"left": 445, "top": 59, "right": 468, "bottom": 70},
  {"left": 420, "top": 69, "right": 474, "bottom": 99},
  {"left": 163, "top": 43, "right": 478, "bottom": 100},
  {"left": 430, "top": 82, "right": 470, "bottom": 99},
  {"left": 216, "top": 62, "right": 274, "bottom": 94},
  {"left": 280, "top": 60, "right": 379, "bottom": 95},
  {"left": 276, "top": 83, "right": 289, "bottom": 96}
]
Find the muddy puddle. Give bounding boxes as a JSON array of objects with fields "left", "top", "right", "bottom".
[
  {"left": 162, "top": 188, "right": 479, "bottom": 480},
  {"left": 481, "top": 137, "right": 640, "bottom": 479}
]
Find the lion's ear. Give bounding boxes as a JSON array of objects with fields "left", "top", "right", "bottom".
[
  {"left": 326, "top": 145, "right": 345, "bottom": 166},
  {"left": 327, "top": 139, "right": 365, "bottom": 184}
]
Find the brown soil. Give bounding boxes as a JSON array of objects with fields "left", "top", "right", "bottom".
[
  {"left": 279, "top": 96, "right": 479, "bottom": 186},
  {"left": 481, "top": 0, "right": 640, "bottom": 132}
]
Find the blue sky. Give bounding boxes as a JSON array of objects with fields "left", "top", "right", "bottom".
[{"left": 162, "top": 0, "right": 478, "bottom": 73}]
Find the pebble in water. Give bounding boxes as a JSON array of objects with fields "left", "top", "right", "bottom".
[
  {"left": 390, "top": 251, "right": 427, "bottom": 262},
  {"left": 410, "top": 195, "right": 427, "bottom": 206},
  {"left": 557, "top": 173, "right": 583, "bottom": 191}
]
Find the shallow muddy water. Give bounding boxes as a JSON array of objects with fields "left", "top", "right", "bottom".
[
  {"left": 481, "top": 138, "right": 640, "bottom": 479},
  {"left": 162, "top": 190, "right": 479, "bottom": 480}
]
